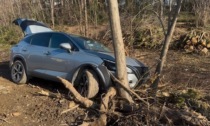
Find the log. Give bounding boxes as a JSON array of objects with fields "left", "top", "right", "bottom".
[
  {"left": 201, "top": 48, "right": 208, "bottom": 55},
  {"left": 201, "top": 39, "right": 207, "bottom": 46},
  {"left": 206, "top": 43, "right": 210, "bottom": 49},
  {"left": 191, "top": 37, "right": 198, "bottom": 45},
  {"left": 179, "top": 31, "right": 210, "bottom": 54},
  {"left": 57, "top": 77, "right": 94, "bottom": 108}
]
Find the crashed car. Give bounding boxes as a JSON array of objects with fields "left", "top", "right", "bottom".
[{"left": 10, "top": 18, "right": 149, "bottom": 98}]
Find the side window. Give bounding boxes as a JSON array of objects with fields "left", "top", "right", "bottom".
[
  {"left": 50, "top": 33, "right": 70, "bottom": 48},
  {"left": 23, "top": 36, "right": 32, "bottom": 44},
  {"left": 31, "top": 33, "right": 51, "bottom": 47}
]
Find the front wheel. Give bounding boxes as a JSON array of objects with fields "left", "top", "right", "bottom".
[
  {"left": 75, "top": 69, "right": 99, "bottom": 98},
  {"left": 11, "top": 60, "right": 27, "bottom": 84}
]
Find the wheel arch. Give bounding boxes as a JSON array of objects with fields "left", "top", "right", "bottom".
[
  {"left": 71, "top": 64, "right": 111, "bottom": 91},
  {"left": 11, "top": 55, "right": 28, "bottom": 72}
]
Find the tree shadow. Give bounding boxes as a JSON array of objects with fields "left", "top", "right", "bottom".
[
  {"left": 0, "top": 61, "right": 68, "bottom": 95},
  {"left": 0, "top": 61, "right": 10, "bottom": 80}
]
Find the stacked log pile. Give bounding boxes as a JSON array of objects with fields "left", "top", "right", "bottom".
[{"left": 178, "top": 30, "right": 210, "bottom": 54}]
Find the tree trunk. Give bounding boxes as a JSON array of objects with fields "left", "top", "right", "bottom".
[
  {"left": 159, "top": 0, "right": 164, "bottom": 18},
  {"left": 50, "top": 0, "right": 55, "bottom": 28},
  {"left": 84, "top": 0, "right": 88, "bottom": 37},
  {"left": 107, "top": 0, "right": 134, "bottom": 104},
  {"left": 151, "top": 0, "right": 183, "bottom": 91}
]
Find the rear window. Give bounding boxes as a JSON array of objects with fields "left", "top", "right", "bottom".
[{"left": 31, "top": 33, "right": 51, "bottom": 47}]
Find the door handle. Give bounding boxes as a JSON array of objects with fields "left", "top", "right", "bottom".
[
  {"left": 44, "top": 51, "right": 51, "bottom": 55},
  {"left": 22, "top": 48, "right": 27, "bottom": 52}
]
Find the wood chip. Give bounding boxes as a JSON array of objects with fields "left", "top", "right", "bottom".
[{"left": 12, "top": 112, "right": 21, "bottom": 117}]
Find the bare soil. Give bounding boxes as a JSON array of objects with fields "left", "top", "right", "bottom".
[{"left": 0, "top": 47, "right": 210, "bottom": 126}]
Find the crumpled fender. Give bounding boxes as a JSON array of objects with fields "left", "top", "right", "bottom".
[{"left": 71, "top": 64, "right": 112, "bottom": 91}]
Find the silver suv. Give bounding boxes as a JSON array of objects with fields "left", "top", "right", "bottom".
[{"left": 10, "top": 18, "right": 149, "bottom": 98}]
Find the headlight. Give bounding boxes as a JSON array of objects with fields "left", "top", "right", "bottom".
[
  {"left": 103, "top": 60, "right": 134, "bottom": 74},
  {"left": 126, "top": 67, "right": 133, "bottom": 74},
  {"left": 103, "top": 60, "right": 116, "bottom": 71}
]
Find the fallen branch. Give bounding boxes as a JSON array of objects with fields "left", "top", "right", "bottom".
[
  {"left": 37, "top": 90, "right": 61, "bottom": 98},
  {"left": 110, "top": 73, "right": 149, "bottom": 105},
  {"left": 61, "top": 105, "right": 79, "bottom": 115},
  {"left": 57, "top": 77, "right": 94, "bottom": 108}
]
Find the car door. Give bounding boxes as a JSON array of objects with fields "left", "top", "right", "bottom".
[
  {"left": 26, "top": 33, "right": 52, "bottom": 76},
  {"left": 43, "top": 33, "right": 80, "bottom": 79}
]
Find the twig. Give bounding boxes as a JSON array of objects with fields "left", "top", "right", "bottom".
[
  {"left": 109, "top": 72, "right": 149, "bottom": 106},
  {"left": 0, "top": 118, "right": 10, "bottom": 123},
  {"left": 158, "top": 102, "right": 166, "bottom": 120},
  {"left": 61, "top": 105, "right": 79, "bottom": 115},
  {"left": 101, "top": 93, "right": 107, "bottom": 109}
]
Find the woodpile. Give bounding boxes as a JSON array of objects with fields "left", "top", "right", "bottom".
[{"left": 178, "top": 30, "right": 210, "bottom": 55}]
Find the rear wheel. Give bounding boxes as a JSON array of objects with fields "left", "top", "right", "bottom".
[
  {"left": 11, "top": 60, "right": 27, "bottom": 84},
  {"left": 75, "top": 69, "right": 99, "bottom": 98}
]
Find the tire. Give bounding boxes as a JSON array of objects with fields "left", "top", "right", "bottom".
[
  {"left": 75, "top": 69, "right": 99, "bottom": 98},
  {"left": 11, "top": 60, "right": 27, "bottom": 84}
]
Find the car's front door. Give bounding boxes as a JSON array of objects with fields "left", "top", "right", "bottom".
[{"left": 43, "top": 33, "right": 81, "bottom": 79}]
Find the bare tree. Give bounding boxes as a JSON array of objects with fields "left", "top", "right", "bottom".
[
  {"left": 84, "top": 0, "right": 88, "bottom": 36},
  {"left": 151, "top": 0, "right": 183, "bottom": 91},
  {"left": 107, "top": 0, "right": 134, "bottom": 103},
  {"left": 50, "top": 0, "right": 55, "bottom": 28},
  {"left": 193, "top": 0, "right": 210, "bottom": 27}
]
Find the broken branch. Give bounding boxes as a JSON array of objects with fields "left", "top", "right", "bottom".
[{"left": 57, "top": 77, "right": 94, "bottom": 108}]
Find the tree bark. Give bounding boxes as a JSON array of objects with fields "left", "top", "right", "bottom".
[
  {"left": 50, "top": 0, "right": 55, "bottom": 28},
  {"left": 84, "top": 0, "right": 88, "bottom": 36},
  {"left": 159, "top": 0, "right": 164, "bottom": 18},
  {"left": 107, "top": 0, "right": 134, "bottom": 103},
  {"left": 151, "top": 0, "right": 183, "bottom": 91},
  {"left": 57, "top": 77, "right": 94, "bottom": 108}
]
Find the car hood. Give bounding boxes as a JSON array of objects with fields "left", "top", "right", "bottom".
[
  {"left": 84, "top": 50, "right": 144, "bottom": 67},
  {"left": 13, "top": 18, "right": 52, "bottom": 36}
]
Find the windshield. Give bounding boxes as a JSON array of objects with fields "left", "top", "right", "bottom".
[{"left": 71, "top": 35, "right": 111, "bottom": 52}]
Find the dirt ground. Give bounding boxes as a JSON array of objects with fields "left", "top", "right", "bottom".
[{"left": 0, "top": 47, "right": 210, "bottom": 126}]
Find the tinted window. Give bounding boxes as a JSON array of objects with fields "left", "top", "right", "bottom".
[
  {"left": 50, "top": 33, "right": 70, "bottom": 48},
  {"left": 23, "top": 36, "right": 32, "bottom": 43},
  {"left": 71, "top": 35, "right": 111, "bottom": 52},
  {"left": 31, "top": 33, "right": 51, "bottom": 47}
]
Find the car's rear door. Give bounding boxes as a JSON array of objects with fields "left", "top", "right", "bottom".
[{"left": 26, "top": 33, "right": 52, "bottom": 76}]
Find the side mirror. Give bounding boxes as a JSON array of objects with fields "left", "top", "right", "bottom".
[{"left": 60, "top": 43, "right": 72, "bottom": 52}]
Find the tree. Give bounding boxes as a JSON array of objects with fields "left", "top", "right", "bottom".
[
  {"left": 84, "top": 0, "right": 88, "bottom": 36},
  {"left": 193, "top": 0, "right": 210, "bottom": 27},
  {"left": 151, "top": 0, "right": 183, "bottom": 92},
  {"left": 50, "top": 0, "right": 55, "bottom": 28},
  {"left": 107, "top": 0, "right": 134, "bottom": 103}
]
